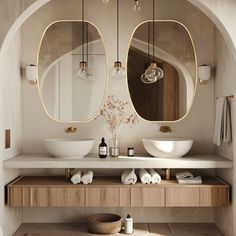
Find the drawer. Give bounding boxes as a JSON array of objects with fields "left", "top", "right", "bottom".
[
  {"left": 166, "top": 187, "right": 200, "bottom": 207},
  {"left": 131, "top": 187, "right": 165, "bottom": 207},
  {"left": 86, "top": 187, "right": 128, "bottom": 207}
]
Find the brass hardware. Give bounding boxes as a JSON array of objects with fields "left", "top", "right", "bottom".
[
  {"left": 159, "top": 126, "right": 172, "bottom": 134},
  {"left": 114, "top": 61, "right": 122, "bottom": 68},
  {"left": 164, "top": 169, "right": 171, "bottom": 180},
  {"left": 80, "top": 61, "right": 87, "bottom": 68},
  {"left": 5, "top": 129, "right": 11, "bottom": 149},
  {"left": 65, "top": 168, "right": 74, "bottom": 180},
  {"left": 65, "top": 127, "right": 77, "bottom": 134},
  {"left": 199, "top": 79, "right": 208, "bottom": 85}
]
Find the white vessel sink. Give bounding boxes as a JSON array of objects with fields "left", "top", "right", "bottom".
[
  {"left": 142, "top": 138, "right": 193, "bottom": 158},
  {"left": 44, "top": 138, "right": 94, "bottom": 159}
]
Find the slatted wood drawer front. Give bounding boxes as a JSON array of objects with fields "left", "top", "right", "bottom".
[
  {"left": 131, "top": 187, "right": 165, "bottom": 207},
  {"left": 166, "top": 187, "right": 200, "bottom": 207},
  {"left": 86, "top": 187, "right": 130, "bottom": 207},
  {"left": 200, "top": 187, "right": 229, "bottom": 207},
  {"left": 8, "top": 186, "right": 85, "bottom": 207}
]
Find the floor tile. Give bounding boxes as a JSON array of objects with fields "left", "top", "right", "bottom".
[
  {"left": 13, "top": 223, "right": 224, "bottom": 236},
  {"left": 168, "top": 223, "right": 224, "bottom": 236},
  {"left": 148, "top": 223, "right": 171, "bottom": 235}
]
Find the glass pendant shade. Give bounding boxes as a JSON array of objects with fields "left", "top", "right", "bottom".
[
  {"left": 141, "top": 63, "right": 164, "bottom": 84},
  {"left": 110, "top": 61, "right": 126, "bottom": 80},
  {"left": 133, "top": 0, "right": 141, "bottom": 12},
  {"left": 75, "top": 61, "right": 93, "bottom": 80},
  {"left": 102, "top": 0, "right": 109, "bottom": 3}
]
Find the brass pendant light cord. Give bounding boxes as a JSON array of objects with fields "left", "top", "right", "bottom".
[
  {"left": 117, "top": 0, "right": 119, "bottom": 62},
  {"left": 86, "top": 22, "right": 89, "bottom": 65},
  {"left": 148, "top": 22, "right": 150, "bottom": 64},
  {"left": 82, "top": 0, "right": 85, "bottom": 62},
  {"left": 152, "top": 0, "right": 155, "bottom": 63}
]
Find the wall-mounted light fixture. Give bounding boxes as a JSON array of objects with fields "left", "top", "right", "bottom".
[
  {"left": 198, "top": 65, "right": 211, "bottom": 85},
  {"left": 26, "top": 64, "right": 37, "bottom": 85}
]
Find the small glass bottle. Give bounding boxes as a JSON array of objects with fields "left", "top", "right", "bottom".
[
  {"left": 99, "top": 137, "right": 107, "bottom": 158},
  {"left": 127, "top": 147, "right": 134, "bottom": 157}
]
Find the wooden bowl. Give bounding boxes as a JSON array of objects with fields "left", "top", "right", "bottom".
[{"left": 87, "top": 213, "right": 122, "bottom": 234}]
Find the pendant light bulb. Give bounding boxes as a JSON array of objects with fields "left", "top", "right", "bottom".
[
  {"left": 102, "top": 0, "right": 109, "bottom": 4},
  {"left": 111, "top": 61, "right": 126, "bottom": 80},
  {"left": 133, "top": 0, "right": 141, "bottom": 12},
  {"left": 144, "top": 63, "right": 164, "bottom": 83}
]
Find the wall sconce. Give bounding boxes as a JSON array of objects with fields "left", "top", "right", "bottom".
[
  {"left": 198, "top": 65, "right": 211, "bottom": 85},
  {"left": 26, "top": 64, "right": 37, "bottom": 85}
]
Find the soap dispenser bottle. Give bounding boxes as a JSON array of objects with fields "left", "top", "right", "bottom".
[
  {"left": 99, "top": 137, "right": 107, "bottom": 158},
  {"left": 124, "top": 214, "right": 133, "bottom": 234}
]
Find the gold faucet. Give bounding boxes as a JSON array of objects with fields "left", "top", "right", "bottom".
[
  {"left": 159, "top": 126, "right": 172, "bottom": 134},
  {"left": 65, "top": 127, "right": 77, "bottom": 134}
]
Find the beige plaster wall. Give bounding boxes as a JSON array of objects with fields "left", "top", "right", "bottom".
[
  {"left": 0, "top": 29, "right": 23, "bottom": 236},
  {"left": 214, "top": 28, "right": 235, "bottom": 236}
]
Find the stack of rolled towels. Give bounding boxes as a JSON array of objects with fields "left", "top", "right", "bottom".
[
  {"left": 139, "top": 168, "right": 162, "bottom": 184},
  {"left": 71, "top": 170, "right": 93, "bottom": 185},
  {"left": 121, "top": 168, "right": 161, "bottom": 185}
]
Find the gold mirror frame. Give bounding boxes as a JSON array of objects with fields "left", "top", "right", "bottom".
[
  {"left": 126, "top": 20, "right": 198, "bottom": 123},
  {"left": 36, "top": 20, "right": 109, "bottom": 123}
]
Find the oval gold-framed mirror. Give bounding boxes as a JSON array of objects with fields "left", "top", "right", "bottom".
[
  {"left": 37, "top": 20, "right": 108, "bottom": 122},
  {"left": 127, "top": 20, "right": 197, "bottom": 122}
]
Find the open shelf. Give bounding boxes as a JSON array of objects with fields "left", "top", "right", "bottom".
[
  {"left": 4, "top": 153, "right": 233, "bottom": 169},
  {"left": 8, "top": 176, "right": 230, "bottom": 208}
]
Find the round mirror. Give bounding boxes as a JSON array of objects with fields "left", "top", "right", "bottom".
[
  {"left": 127, "top": 21, "right": 197, "bottom": 122},
  {"left": 37, "top": 21, "right": 107, "bottom": 122}
]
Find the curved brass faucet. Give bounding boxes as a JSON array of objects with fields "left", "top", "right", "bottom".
[
  {"left": 159, "top": 126, "right": 172, "bottom": 134},
  {"left": 65, "top": 127, "right": 77, "bottom": 134}
]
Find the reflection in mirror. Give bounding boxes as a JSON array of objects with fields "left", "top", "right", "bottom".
[
  {"left": 128, "top": 21, "right": 196, "bottom": 121},
  {"left": 38, "top": 21, "right": 107, "bottom": 122}
]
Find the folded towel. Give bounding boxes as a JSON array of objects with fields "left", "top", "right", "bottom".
[
  {"left": 177, "top": 176, "right": 202, "bottom": 185},
  {"left": 213, "top": 97, "right": 232, "bottom": 146},
  {"left": 121, "top": 169, "right": 137, "bottom": 185},
  {"left": 149, "top": 169, "right": 161, "bottom": 184},
  {"left": 71, "top": 170, "right": 82, "bottom": 184},
  {"left": 139, "top": 169, "right": 151, "bottom": 184},
  {"left": 176, "top": 171, "right": 194, "bottom": 180},
  {"left": 81, "top": 170, "right": 93, "bottom": 185}
]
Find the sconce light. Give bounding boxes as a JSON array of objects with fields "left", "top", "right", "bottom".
[
  {"left": 26, "top": 64, "right": 37, "bottom": 85},
  {"left": 198, "top": 65, "right": 211, "bottom": 85}
]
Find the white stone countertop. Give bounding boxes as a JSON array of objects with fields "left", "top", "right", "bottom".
[{"left": 3, "top": 153, "right": 233, "bottom": 169}]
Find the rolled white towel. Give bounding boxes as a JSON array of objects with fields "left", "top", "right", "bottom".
[
  {"left": 121, "top": 169, "right": 137, "bottom": 185},
  {"left": 71, "top": 170, "right": 82, "bottom": 184},
  {"left": 139, "top": 169, "right": 151, "bottom": 184},
  {"left": 81, "top": 170, "right": 93, "bottom": 185},
  {"left": 149, "top": 169, "right": 161, "bottom": 184}
]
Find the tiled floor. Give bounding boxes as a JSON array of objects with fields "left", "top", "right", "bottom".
[{"left": 13, "top": 223, "right": 224, "bottom": 236}]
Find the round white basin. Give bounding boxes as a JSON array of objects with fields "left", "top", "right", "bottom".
[
  {"left": 142, "top": 138, "right": 193, "bottom": 158},
  {"left": 44, "top": 138, "right": 95, "bottom": 159}
]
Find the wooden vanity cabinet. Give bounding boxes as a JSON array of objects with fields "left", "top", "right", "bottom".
[{"left": 7, "top": 176, "right": 229, "bottom": 208}]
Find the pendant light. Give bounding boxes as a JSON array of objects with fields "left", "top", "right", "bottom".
[
  {"left": 75, "top": 0, "right": 93, "bottom": 80},
  {"left": 133, "top": 0, "right": 141, "bottom": 12},
  {"left": 140, "top": 0, "right": 164, "bottom": 84},
  {"left": 102, "top": 0, "right": 109, "bottom": 3},
  {"left": 110, "top": 0, "right": 126, "bottom": 80}
]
